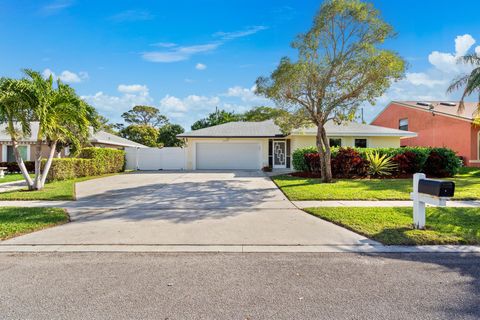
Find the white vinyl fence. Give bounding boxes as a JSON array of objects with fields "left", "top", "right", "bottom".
[{"left": 125, "top": 147, "right": 186, "bottom": 171}]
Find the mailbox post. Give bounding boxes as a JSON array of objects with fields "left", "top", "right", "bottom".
[{"left": 410, "top": 173, "right": 455, "bottom": 229}]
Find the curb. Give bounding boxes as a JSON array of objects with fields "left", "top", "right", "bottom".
[{"left": 1, "top": 244, "right": 479, "bottom": 253}]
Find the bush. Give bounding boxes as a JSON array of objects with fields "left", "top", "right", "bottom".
[
  {"left": 295, "top": 146, "right": 460, "bottom": 178},
  {"left": 423, "top": 148, "right": 461, "bottom": 177},
  {"left": 331, "top": 148, "right": 368, "bottom": 177},
  {"left": 45, "top": 148, "right": 125, "bottom": 181},
  {"left": 292, "top": 146, "right": 318, "bottom": 171},
  {"left": 0, "top": 161, "right": 35, "bottom": 173}
]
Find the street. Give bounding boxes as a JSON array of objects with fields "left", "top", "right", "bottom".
[{"left": 1, "top": 253, "right": 479, "bottom": 319}]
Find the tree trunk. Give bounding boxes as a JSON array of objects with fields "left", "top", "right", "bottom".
[
  {"left": 320, "top": 126, "right": 333, "bottom": 183},
  {"left": 11, "top": 139, "right": 34, "bottom": 190},
  {"left": 33, "top": 141, "right": 43, "bottom": 190},
  {"left": 316, "top": 125, "right": 327, "bottom": 181},
  {"left": 38, "top": 140, "right": 58, "bottom": 189}
]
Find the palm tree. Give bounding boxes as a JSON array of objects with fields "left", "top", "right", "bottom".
[
  {"left": 0, "top": 77, "right": 35, "bottom": 188},
  {"left": 447, "top": 54, "right": 480, "bottom": 119},
  {"left": 21, "top": 69, "right": 95, "bottom": 189},
  {"left": 1, "top": 70, "right": 96, "bottom": 190}
]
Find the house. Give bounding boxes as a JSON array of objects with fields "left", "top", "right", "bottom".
[
  {"left": 0, "top": 122, "right": 147, "bottom": 162},
  {"left": 371, "top": 101, "right": 480, "bottom": 167},
  {"left": 177, "top": 120, "right": 416, "bottom": 170}
]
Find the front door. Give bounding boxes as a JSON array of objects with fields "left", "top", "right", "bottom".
[{"left": 273, "top": 141, "right": 286, "bottom": 168}]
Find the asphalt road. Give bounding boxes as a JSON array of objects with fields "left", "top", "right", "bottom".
[{"left": 0, "top": 253, "right": 479, "bottom": 320}]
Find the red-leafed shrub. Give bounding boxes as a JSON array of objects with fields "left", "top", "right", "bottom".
[
  {"left": 304, "top": 153, "right": 321, "bottom": 173},
  {"left": 331, "top": 148, "right": 368, "bottom": 177},
  {"left": 423, "top": 148, "right": 460, "bottom": 177},
  {"left": 392, "top": 151, "right": 419, "bottom": 174}
]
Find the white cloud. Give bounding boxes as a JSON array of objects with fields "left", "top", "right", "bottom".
[
  {"left": 224, "top": 85, "right": 270, "bottom": 104},
  {"left": 143, "top": 25, "right": 267, "bottom": 63},
  {"left": 142, "top": 43, "right": 220, "bottom": 63},
  {"left": 81, "top": 84, "right": 153, "bottom": 122},
  {"left": 195, "top": 63, "right": 207, "bottom": 70},
  {"left": 40, "top": 0, "right": 74, "bottom": 15},
  {"left": 365, "top": 34, "right": 480, "bottom": 122},
  {"left": 117, "top": 84, "right": 149, "bottom": 94},
  {"left": 213, "top": 25, "right": 268, "bottom": 40},
  {"left": 42, "top": 69, "right": 88, "bottom": 83}
]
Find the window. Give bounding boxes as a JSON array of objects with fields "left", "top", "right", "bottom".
[
  {"left": 399, "top": 118, "right": 409, "bottom": 131},
  {"left": 6, "top": 146, "right": 28, "bottom": 162},
  {"left": 354, "top": 139, "right": 367, "bottom": 148},
  {"left": 329, "top": 138, "right": 342, "bottom": 147}
]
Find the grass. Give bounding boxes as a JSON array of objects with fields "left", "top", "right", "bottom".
[
  {"left": 304, "top": 207, "right": 480, "bottom": 245},
  {"left": 273, "top": 167, "right": 480, "bottom": 201},
  {"left": 0, "top": 173, "right": 119, "bottom": 201},
  {"left": 0, "top": 173, "right": 32, "bottom": 184},
  {"left": 0, "top": 207, "right": 68, "bottom": 240}
]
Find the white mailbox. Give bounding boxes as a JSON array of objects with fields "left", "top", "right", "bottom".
[{"left": 410, "top": 173, "right": 455, "bottom": 229}]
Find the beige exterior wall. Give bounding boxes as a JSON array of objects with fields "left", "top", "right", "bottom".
[
  {"left": 183, "top": 135, "right": 402, "bottom": 170},
  {"left": 290, "top": 135, "right": 400, "bottom": 150}
]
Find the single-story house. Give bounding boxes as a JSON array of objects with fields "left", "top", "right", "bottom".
[
  {"left": 371, "top": 101, "right": 480, "bottom": 166},
  {"left": 0, "top": 121, "right": 147, "bottom": 162},
  {"left": 177, "top": 120, "right": 416, "bottom": 170}
]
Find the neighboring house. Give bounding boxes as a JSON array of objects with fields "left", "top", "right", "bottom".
[
  {"left": 371, "top": 101, "right": 480, "bottom": 167},
  {"left": 177, "top": 120, "right": 416, "bottom": 170},
  {"left": 0, "top": 122, "right": 147, "bottom": 162}
]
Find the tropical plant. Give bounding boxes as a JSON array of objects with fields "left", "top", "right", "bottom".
[
  {"left": 365, "top": 151, "right": 396, "bottom": 177},
  {"left": 255, "top": 0, "right": 405, "bottom": 182},
  {"left": 0, "top": 70, "right": 96, "bottom": 190},
  {"left": 447, "top": 54, "right": 480, "bottom": 123},
  {"left": 120, "top": 124, "right": 159, "bottom": 147}
]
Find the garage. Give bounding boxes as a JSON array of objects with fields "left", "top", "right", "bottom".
[{"left": 195, "top": 142, "right": 261, "bottom": 170}]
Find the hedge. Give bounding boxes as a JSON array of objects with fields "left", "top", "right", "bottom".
[
  {"left": 0, "top": 161, "right": 35, "bottom": 173},
  {"left": 44, "top": 148, "right": 125, "bottom": 182},
  {"left": 292, "top": 146, "right": 462, "bottom": 177}
]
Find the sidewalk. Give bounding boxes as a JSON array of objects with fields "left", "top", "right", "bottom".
[
  {"left": 0, "top": 180, "right": 27, "bottom": 193},
  {"left": 293, "top": 200, "right": 480, "bottom": 208}
]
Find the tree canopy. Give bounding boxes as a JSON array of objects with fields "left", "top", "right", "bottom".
[
  {"left": 120, "top": 124, "right": 159, "bottom": 147},
  {"left": 121, "top": 105, "right": 168, "bottom": 128},
  {"left": 191, "top": 108, "right": 241, "bottom": 130},
  {"left": 256, "top": 0, "right": 405, "bottom": 182},
  {"left": 158, "top": 123, "right": 185, "bottom": 147}
]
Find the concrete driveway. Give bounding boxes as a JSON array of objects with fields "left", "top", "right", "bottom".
[{"left": 3, "top": 171, "right": 375, "bottom": 246}]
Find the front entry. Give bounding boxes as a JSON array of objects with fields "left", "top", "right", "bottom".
[{"left": 273, "top": 141, "right": 287, "bottom": 168}]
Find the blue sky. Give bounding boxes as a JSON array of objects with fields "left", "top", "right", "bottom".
[{"left": 1, "top": 0, "right": 480, "bottom": 129}]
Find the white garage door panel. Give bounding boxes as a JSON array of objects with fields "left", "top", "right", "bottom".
[{"left": 196, "top": 143, "right": 261, "bottom": 170}]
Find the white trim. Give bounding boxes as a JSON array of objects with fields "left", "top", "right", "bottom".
[
  {"left": 192, "top": 139, "right": 263, "bottom": 170},
  {"left": 26, "top": 145, "right": 31, "bottom": 161},
  {"left": 1, "top": 145, "right": 6, "bottom": 162},
  {"left": 469, "top": 160, "right": 480, "bottom": 164}
]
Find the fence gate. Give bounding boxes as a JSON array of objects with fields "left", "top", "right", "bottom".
[{"left": 125, "top": 147, "right": 185, "bottom": 170}]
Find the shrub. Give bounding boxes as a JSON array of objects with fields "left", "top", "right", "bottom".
[
  {"left": 424, "top": 148, "right": 461, "bottom": 177},
  {"left": 0, "top": 161, "right": 35, "bottom": 173},
  {"left": 292, "top": 146, "right": 318, "bottom": 171},
  {"left": 392, "top": 151, "right": 419, "bottom": 174},
  {"left": 331, "top": 148, "right": 368, "bottom": 177},
  {"left": 365, "top": 151, "right": 396, "bottom": 177},
  {"left": 45, "top": 148, "right": 125, "bottom": 181},
  {"left": 305, "top": 153, "right": 321, "bottom": 172}
]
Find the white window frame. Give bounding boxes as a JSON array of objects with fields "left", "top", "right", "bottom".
[
  {"left": 2, "top": 144, "right": 30, "bottom": 162},
  {"left": 399, "top": 118, "right": 409, "bottom": 131},
  {"left": 354, "top": 138, "right": 368, "bottom": 148},
  {"left": 328, "top": 137, "right": 342, "bottom": 148}
]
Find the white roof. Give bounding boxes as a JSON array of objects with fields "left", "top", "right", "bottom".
[
  {"left": 178, "top": 120, "right": 417, "bottom": 138},
  {"left": 0, "top": 122, "right": 148, "bottom": 148}
]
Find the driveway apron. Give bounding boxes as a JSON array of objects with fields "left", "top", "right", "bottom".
[{"left": 2, "top": 171, "right": 375, "bottom": 246}]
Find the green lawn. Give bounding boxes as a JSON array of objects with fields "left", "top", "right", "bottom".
[
  {"left": 0, "top": 173, "right": 32, "bottom": 184},
  {"left": 0, "top": 207, "right": 68, "bottom": 240},
  {"left": 0, "top": 174, "right": 119, "bottom": 201},
  {"left": 273, "top": 167, "right": 480, "bottom": 200},
  {"left": 305, "top": 207, "right": 480, "bottom": 245}
]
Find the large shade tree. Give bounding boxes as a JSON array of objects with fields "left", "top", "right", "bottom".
[
  {"left": 256, "top": 0, "right": 405, "bottom": 182},
  {"left": 191, "top": 108, "right": 241, "bottom": 130},
  {"left": 158, "top": 123, "right": 185, "bottom": 147},
  {"left": 0, "top": 70, "right": 96, "bottom": 190},
  {"left": 121, "top": 105, "right": 168, "bottom": 128},
  {"left": 447, "top": 54, "right": 480, "bottom": 123}
]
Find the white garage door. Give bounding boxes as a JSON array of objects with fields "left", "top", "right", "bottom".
[{"left": 196, "top": 142, "right": 261, "bottom": 170}]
